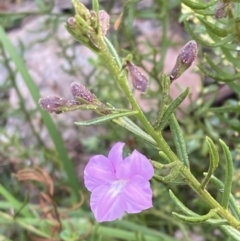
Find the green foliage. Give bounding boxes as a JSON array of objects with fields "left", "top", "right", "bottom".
[{"left": 1, "top": 0, "right": 240, "bottom": 241}]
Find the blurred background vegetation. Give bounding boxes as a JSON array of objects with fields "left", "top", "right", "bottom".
[{"left": 1, "top": 0, "right": 240, "bottom": 240}]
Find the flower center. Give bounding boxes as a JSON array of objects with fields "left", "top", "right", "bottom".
[{"left": 109, "top": 179, "right": 127, "bottom": 197}]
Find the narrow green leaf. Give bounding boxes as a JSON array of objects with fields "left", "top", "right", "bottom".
[
  {"left": 93, "top": 226, "right": 179, "bottom": 241},
  {"left": 0, "top": 26, "right": 80, "bottom": 199},
  {"left": 207, "top": 105, "right": 240, "bottom": 113},
  {"left": 221, "top": 47, "right": 240, "bottom": 69},
  {"left": 181, "top": 0, "right": 217, "bottom": 9},
  {"left": 169, "top": 114, "right": 190, "bottom": 167},
  {"left": 158, "top": 88, "right": 189, "bottom": 131},
  {"left": 159, "top": 151, "right": 171, "bottom": 163},
  {"left": 184, "top": 20, "right": 235, "bottom": 47},
  {"left": 220, "top": 140, "right": 234, "bottom": 209},
  {"left": 0, "top": 184, "right": 31, "bottom": 217},
  {"left": 204, "top": 54, "right": 226, "bottom": 75},
  {"left": 197, "top": 16, "right": 228, "bottom": 37},
  {"left": 220, "top": 225, "right": 240, "bottom": 241},
  {"left": 169, "top": 190, "right": 232, "bottom": 226},
  {"left": 104, "top": 37, "right": 122, "bottom": 68},
  {"left": 155, "top": 75, "right": 170, "bottom": 130},
  {"left": 205, "top": 174, "right": 240, "bottom": 220},
  {"left": 194, "top": 9, "right": 215, "bottom": 16},
  {"left": 201, "top": 137, "right": 219, "bottom": 189},
  {"left": 169, "top": 190, "right": 198, "bottom": 216},
  {"left": 0, "top": 211, "right": 51, "bottom": 238},
  {"left": 114, "top": 116, "right": 158, "bottom": 148},
  {"left": 172, "top": 208, "right": 219, "bottom": 224},
  {"left": 198, "top": 65, "right": 240, "bottom": 82},
  {"left": 228, "top": 82, "right": 240, "bottom": 96},
  {"left": 201, "top": 53, "right": 240, "bottom": 82},
  {"left": 74, "top": 111, "right": 138, "bottom": 126}
]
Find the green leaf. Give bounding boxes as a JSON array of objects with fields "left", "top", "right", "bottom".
[
  {"left": 220, "top": 140, "right": 233, "bottom": 209},
  {"left": 194, "top": 9, "right": 215, "bottom": 16},
  {"left": 228, "top": 82, "right": 240, "bottom": 96},
  {"left": 199, "top": 54, "right": 240, "bottom": 82},
  {"left": 169, "top": 114, "right": 190, "bottom": 167},
  {"left": 198, "top": 16, "right": 228, "bottom": 37},
  {"left": 169, "top": 190, "right": 198, "bottom": 216},
  {"left": 198, "top": 65, "right": 240, "bottom": 82},
  {"left": 172, "top": 208, "right": 219, "bottom": 224},
  {"left": 74, "top": 111, "right": 138, "bottom": 126},
  {"left": 158, "top": 151, "right": 171, "bottom": 163},
  {"left": 207, "top": 105, "right": 240, "bottom": 113},
  {"left": 220, "top": 226, "right": 240, "bottom": 241},
  {"left": 201, "top": 137, "right": 219, "bottom": 189},
  {"left": 169, "top": 190, "right": 231, "bottom": 226},
  {"left": 114, "top": 117, "right": 158, "bottom": 148},
  {"left": 155, "top": 75, "right": 170, "bottom": 130},
  {"left": 221, "top": 47, "right": 240, "bottom": 69},
  {"left": 184, "top": 20, "right": 235, "bottom": 48},
  {"left": 181, "top": 0, "right": 217, "bottom": 10},
  {"left": 158, "top": 88, "right": 189, "bottom": 131},
  {"left": 205, "top": 174, "right": 240, "bottom": 220},
  {"left": 0, "top": 184, "right": 31, "bottom": 217},
  {"left": 104, "top": 37, "right": 122, "bottom": 68}
]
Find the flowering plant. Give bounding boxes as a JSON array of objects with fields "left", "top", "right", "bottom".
[{"left": 37, "top": 0, "right": 240, "bottom": 240}]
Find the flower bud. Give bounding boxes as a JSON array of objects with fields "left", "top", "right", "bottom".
[
  {"left": 67, "top": 17, "right": 76, "bottom": 28},
  {"left": 126, "top": 61, "right": 148, "bottom": 92},
  {"left": 170, "top": 40, "right": 198, "bottom": 82},
  {"left": 70, "top": 82, "right": 96, "bottom": 103},
  {"left": 99, "top": 10, "right": 110, "bottom": 36},
  {"left": 72, "top": 0, "right": 91, "bottom": 24},
  {"left": 39, "top": 96, "right": 67, "bottom": 114}
]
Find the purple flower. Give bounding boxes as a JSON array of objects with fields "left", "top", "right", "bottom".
[{"left": 84, "top": 142, "right": 154, "bottom": 222}]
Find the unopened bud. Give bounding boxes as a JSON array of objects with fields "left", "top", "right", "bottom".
[
  {"left": 127, "top": 61, "right": 148, "bottom": 92},
  {"left": 70, "top": 82, "right": 96, "bottom": 103},
  {"left": 99, "top": 10, "right": 110, "bottom": 36},
  {"left": 72, "top": 0, "right": 91, "bottom": 23},
  {"left": 170, "top": 40, "right": 198, "bottom": 81},
  {"left": 215, "top": 2, "right": 230, "bottom": 19},
  {"left": 39, "top": 96, "right": 67, "bottom": 114},
  {"left": 67, "top": 17, "right": 76, "bottom": 28}
]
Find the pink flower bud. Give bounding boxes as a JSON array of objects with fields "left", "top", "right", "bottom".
[
  {"left": 99, "top": 10, "right": 110, "bottom": 36},
  {"left": 127, "top": 61, "right": 148, "bottom": 92},
  {"left": 70, "top": 82, "right": 96, "bottom": 103},
  {"left": 67, "top": 17, "right": 76, "bottom": 28},
  {"left": 170, "top": 40, "right": 198, "bottom": 81},
  {"left": 39, "top": 96, "right": 67, "bottom": 114}
]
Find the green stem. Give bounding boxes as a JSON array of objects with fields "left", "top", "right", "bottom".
[
  {"left": 98, "top": 37, "right": 240, "bottom": 231},
  {"left": 100, "top": 39, "right": 177, "bottom": 162}
]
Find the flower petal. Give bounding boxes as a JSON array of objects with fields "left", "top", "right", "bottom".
[
  {"left": 121, "top": 175, "right": 152, "bottom": 213},
  {"left": 108, "top": 142, "right": 125, "bottom": 172},
  {"left": 90, "top": 183, "right": 125, "bottom": 222},
  {"left": 117, "top": 150, "right": 154, "bottom": 180},
  {"left": 84, "top": 155, "right": 116, "bottom": 191}
]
